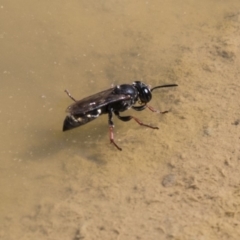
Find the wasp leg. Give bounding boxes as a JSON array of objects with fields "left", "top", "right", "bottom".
[
  {"left": 114, "top": 111, "right": 159, "bottom": 129},
  {"left": 132, "top": 104, "right": 168, "bottom": 114},
  {"left": 64, "top": 89, "right": 77, "bottom": 102},
  {"left": 132, "top": 105, "right": 146, "bottom": 111},
  {"left": 108, "top": 110, "right": 122, "bottom": 151},
  {"left": 146, "top": 104, "right": 169, "bottom": 114}
]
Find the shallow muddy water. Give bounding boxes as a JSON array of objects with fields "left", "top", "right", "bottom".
[{"left": 1, "top": 1, "right": 240, "bottom": 239}]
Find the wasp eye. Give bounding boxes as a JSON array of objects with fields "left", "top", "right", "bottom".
[{"left": 139, "top": 87, "right": 152, "bottom": 103}]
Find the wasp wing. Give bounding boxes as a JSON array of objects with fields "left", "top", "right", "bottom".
[
  {"left": 66, "top": 88, "right": 130, "bottom": 115},
  {"left": 63, "top": 88, "right": 131, "bottom": 131}
]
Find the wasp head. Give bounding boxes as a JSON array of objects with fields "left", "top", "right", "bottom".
[{"left": 133, "top": 81, "right": 152, "bottom": 103}]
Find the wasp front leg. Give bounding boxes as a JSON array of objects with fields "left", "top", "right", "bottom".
[
  {"left": 146, "top": 104, "right": 169, "bottom": 114},
  {"left": 132, "top": 104, "right": 168, "bottom": 114},
  {"left": 114, "top": 111, "right": 159, "bottom": 129},
  {"left": 132, "top": 105, "right": 146, "bottom": 111}
]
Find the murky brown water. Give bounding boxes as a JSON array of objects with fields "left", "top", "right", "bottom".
[{"left": 1, "top": 1, "right": 240, "bottom": 239}]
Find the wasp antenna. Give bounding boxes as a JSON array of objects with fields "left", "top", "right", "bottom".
[{"left": 151, "top": 84, "right": 178, "bottom": 92}]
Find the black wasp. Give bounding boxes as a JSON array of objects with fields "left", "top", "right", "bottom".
[{"left": 63, "top": 81, "right": 177, "bottom": 151}]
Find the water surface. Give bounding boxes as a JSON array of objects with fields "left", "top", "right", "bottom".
[{"left": 1, "top": 1, "right": 240, "bottom": 239}]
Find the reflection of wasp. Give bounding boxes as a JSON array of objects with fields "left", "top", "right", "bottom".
[{"left": 63, "top": 81, "right": 178, "bottom": 151}]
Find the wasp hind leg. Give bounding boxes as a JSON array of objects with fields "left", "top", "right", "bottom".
[
  {"left": 108, "top": 110, "right": 122, "bottom": 151},
  {"left": 64, "top": 89, "right": 77, "bottom": 102},
  {"left": 114, "top": 111, "right": 159, "bottom": 129}
]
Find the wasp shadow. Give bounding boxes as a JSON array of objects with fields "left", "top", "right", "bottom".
[{"left": 18, "top": 120, "right": 111, "bottom": 165}]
